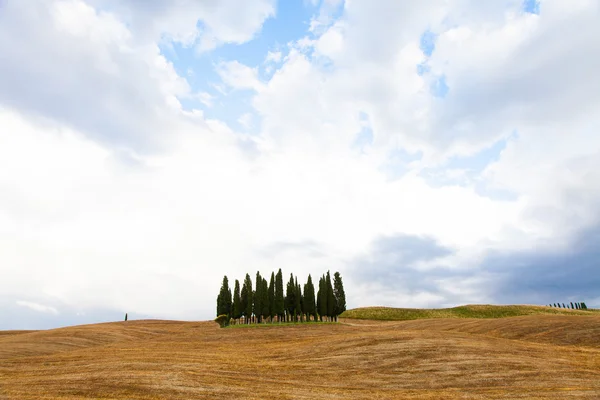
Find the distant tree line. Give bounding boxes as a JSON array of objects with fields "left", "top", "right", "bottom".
[
  {"left": 547, "top": 302, "right": 588, "bottom": 310},
  {"left": 216, "top": 269, "right": 346, "bottom": 326}
]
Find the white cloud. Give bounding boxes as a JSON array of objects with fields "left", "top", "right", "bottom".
[
  {"left": 16, "top": 301, "right": 59, "bottom": 315},
  {"left": 265, "top": 50, "right": 282, "bottom": 64},
  {"left": 216, "top": 61, "right": 264, "bottom": 92},
  {"left": 238, "top": 113, "right": 254, "bottom": 130},
  {"left": 87, "top": 0, "right": 276, "bottom": 51}
]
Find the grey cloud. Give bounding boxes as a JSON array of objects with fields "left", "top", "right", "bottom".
[
  {"left": 349, "top": 228, "right": 600, "bottom": 309},
  {"left": 350, "top": 234, "right": 457, "bottom": 294},
  {"left": 481, "top": 225, "right": 600, "bottom": 307}
]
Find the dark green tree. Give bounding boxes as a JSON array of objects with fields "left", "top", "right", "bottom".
[
  {"left": 581, "top": 302, "right": 588, "bottom": 310},
  {"left": 216, "top": 275, "right": 232, "bottom": 318},
  {"left": 326, "top": 271, "right": 335, "bottom": 321},
  {"left": 275, "top": 269, "right": 285, "bottom": 322},
  {"left": 303, "top": 274, "right": 316, "bottom": 321},
  {"left": 285, "top": 273, "right": 296, "bottom": 322},
  {"left": 294, "top": 277, "right": 302, "bottom": 322},
  {"left": 232, "top": 279, "right": 242, "bottom": 322},
  {"left": 318, "top": 275, "right": 327, "bottom": 321},
  {"left": 562, "top": 303, "right": 566, "bottom": 308},
  {"left": 254, "top": 271, "right": 263, "bottom": 323},
  {"left": 570, "top": 302, "right": 574, "bottom": 309},
  {"left": 261, "top": 277, "right": 270, "bottom": 322},
  {"left": 242, "top": 273, "right": 253, "bottom": 324},
  {"left": 333, "top": 271, "right": 346, "bottom": 321},
  {"left": 268, "top": 272, "right": 276, "bottom": 321}
]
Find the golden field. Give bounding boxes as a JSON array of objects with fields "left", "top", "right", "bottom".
[{"left": 1, "top": 307, "right": 599, "bottom": 399}]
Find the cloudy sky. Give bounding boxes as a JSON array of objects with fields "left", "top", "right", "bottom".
[{"left": 1, "top": 0, "right": 599, "bottom": 330}]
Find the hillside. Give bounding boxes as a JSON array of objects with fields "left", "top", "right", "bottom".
[
  {"left": 1, "top": 315, "right": 600, "bottom": 399},
  {"left": 340, "top": 304, "right": 599, "bottom": 321}
]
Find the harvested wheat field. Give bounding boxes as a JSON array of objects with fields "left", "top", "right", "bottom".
[{"left": 1, "top": 313, "right": 600, "bottom": 399}]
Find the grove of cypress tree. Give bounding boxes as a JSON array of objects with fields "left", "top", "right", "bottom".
[
  {"left": 303, "top": 274, "right": 316, "bottom": 322},
  {"left": 326, "top": 271, "right": 335, "bottom": 321},
  {"left": 333, "top": 271, "right": 346, "bottom": 321},
  {"left": 233, "top": 279, "right": 242, "bottom": 322},
  {"left": 216, "top": 275, "right": 232, "bottom": 317},
  {"left": 582, "top": 302, "right": 587, "bottom": 310},
  {"left": 275, "top": 269, "right": 285, "bottom": 322}
]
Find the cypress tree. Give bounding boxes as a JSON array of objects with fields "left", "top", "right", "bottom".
[
  {"left": 303, "top": 274, "right": 316, "bottom": 322},
  {"left": 242, "top": 273, "right": 253, "bottom": 324},
  {"left": 232, "top": 279, "right": 242, "bottom": 323},
  {"left": 333, "top": 271, "right": 346, "bottom": 321},
  {"left": 570, "top": 302, "right": 574, "bottom": 309},
  {"left": 275, "top": 269, "right": 285, "bottom": 322},
  {"left": 216, "top": 275, "right": 232, "bottom": 317},
  {"left": 254, "top": 272, "right": 263, "bottom": 323},
  {"left": 261, "top": 277, "right": 270, "bottom": 322},
  {"left": 318, "top": 275, "right": 327, "bottom": 321},
  {"left": 294, "top": 277, "right": 302, "bottom": 322},
  {"left": 285, "top": 273, "right": 296, "bottom": 322},
  {"left": 326, "top": 271, "right": 335, "bottom": 321},
  {"left": 582, "top": 302, "right": 588, "bottom": 310},
  {"left": 268, "top": 272, "right": 276, "bottom": 321},
  {"left": 553, "top": 303, "right": 557, "bottom": 308},
  {"left": 562, "top": 303, "right": 566, "bottom": 309}
]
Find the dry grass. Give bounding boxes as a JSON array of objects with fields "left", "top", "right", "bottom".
[
  {"left": 1, "top": 315, "right": 600, "bottom": 399},
  {"left": 340, "top": 304, "right": 599, "bottom": 321}
]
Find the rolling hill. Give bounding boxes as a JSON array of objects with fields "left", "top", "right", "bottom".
[
  {"left": 1, "top": 310, "right": 599, "bottom": 399},
  {"left": 340, "top": 304, "right": 599, "bottom": 320}
]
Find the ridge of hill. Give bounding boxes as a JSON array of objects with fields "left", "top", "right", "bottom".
[{"left": 340, "top": 304, "right": 599, "bottom": 321}]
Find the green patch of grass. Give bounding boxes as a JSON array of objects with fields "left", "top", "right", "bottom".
[
  {"left": 340, "top": 304, "right": 599, "bottom": 321},
  {"left": 224, "top": 321, "right": 338, "bottom": 329}
]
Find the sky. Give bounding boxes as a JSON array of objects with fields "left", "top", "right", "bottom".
[{"left": 1, "top": 0, "right": 599, "bottom": 330}]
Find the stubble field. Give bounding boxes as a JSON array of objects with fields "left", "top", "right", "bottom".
[{"left": 1, "top": 311, "right": 599, "bottom": 399}]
